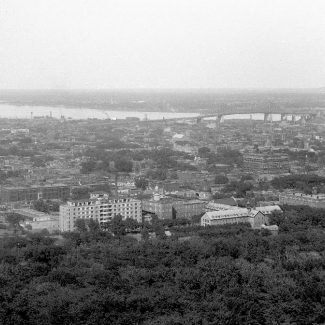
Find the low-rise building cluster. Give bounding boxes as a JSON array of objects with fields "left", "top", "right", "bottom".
[{"left": 1, "top": 107, "right": 325, "bottom": 234}]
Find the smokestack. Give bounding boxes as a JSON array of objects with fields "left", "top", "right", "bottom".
[{"left": 115, "top": 174, "right": 118, "bottom": 198}]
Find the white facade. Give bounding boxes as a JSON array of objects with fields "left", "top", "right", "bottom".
[
  {"left": 201, "top": 208, "right": 271, "bottom": 229},
  {"left": 59, "top": 196, "right": 142, "bottom": 232}
]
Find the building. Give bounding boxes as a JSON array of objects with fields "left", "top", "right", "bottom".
[
  {"left": 14, "top": 208, "right": 59, "bottom": 232},
  {"left": 205, "top": 202, "right": 236, "bottom": 212},
  {"left": 11, "top": 128, "right": 29, "bottom": 135},
  {"left": 142, "top": 194, "right": 206, "bottom": 220},
  {"left": 0, "top": 184, "right": 70, "bottom": 204},
  {"left": 173, "top": 141, "right": 198, "bottom": 155},
  {"left": 201, "top": 204, "right": 282, "bottom": 228},
  {"left": 255, "top": 205, "right": 282, "bottom": 215},
  {"left": 59, "top": 194, "right": 142, "bottom": 232},
  {"left": 243, "top": 151, "right": 289, "bottom": 175},
  {"left": 279, "top": 192, "right": 325, "bottom": 208},
  {"left": 201, "top": 208, "right": 267, "bottom": 229}
]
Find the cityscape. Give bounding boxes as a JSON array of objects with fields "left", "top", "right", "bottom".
[
  {"left": 2, "top": 90, "right": 325, "bottom": 234},
  {"left": 1, "top": 0, "right": 325, "bottom": 324},
  {"left": 2, "top": 90, "right": 325, "bottom": 324}
]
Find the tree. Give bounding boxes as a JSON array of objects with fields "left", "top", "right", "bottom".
[
  {"left": 93, "top": 183, "right": 111, "bottom": 194},
  {"left": 241, "top": 174, "right": 254, "bottom": 181},
  {"left": 215, "top": 175, "right": 229, "bottom": 184},
  {"left": 80, "top": 160, "right": 96, "bottom": 174},
  {"left": 198, "top": 147, "right": 211, "bottom": 157},
  {"left": 146, "top": 169, "right": 167, "bottom": 181},
  {"left": 141, "top": 227, "right": 150, "bottom": 241},
  {"left": 268, "top": 211, "right": 285, "bottom": 226},
  {"left": 71, "top": 187, "right": 90, "bottom": 200},
  {"left": 33, "top": 158, "right": 46, "bottom": 168},
  {"left": 124, "top": 218, "right": 139, "bottom": 232},
  {"left": 135, "top": 177, "right": 149, "bottom": 191},
  {"left": 5, "top": 212, "right": 25, "bottom": 232},
  {"left": 33, "top": 199, "right": 50, "bottom": 213},
  {"left": 111, "top": 214, "right": 126, "bottom": 236},
  {"left": 75, "top": 218, "right": 87, "bottom": 233},
  {"left": 169, "top": 171, "right": 179, "bottom": 179},
  {"left": 114, "top": 158, "right": 133, "bottom": 173},
  {"left": 213, "top": 192, "right": 228, "bottom": 199},
  {"left": 88, "top": 218, "right": 100, "bottom": 233},
  {"left": 51, "top": 202, "right": 60, "bottom": 212}
]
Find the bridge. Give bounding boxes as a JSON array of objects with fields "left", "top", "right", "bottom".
[
  {"left": 139, "top": 107, "right": 322, "bottom": 124},
  {"left": 194, "top": 107, "right": 322, "bottom": 123},
  {"left": 92, "top": 105, "right": 323, "bottom": 127}
]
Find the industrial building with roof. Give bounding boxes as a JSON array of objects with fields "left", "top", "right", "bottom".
[{"left": 201, "top": 204, "right": 281, "bottom": 229}]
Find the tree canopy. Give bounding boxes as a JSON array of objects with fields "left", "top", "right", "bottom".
[{"left": 2, "top": 205, "right": 325, "bottom": 324}]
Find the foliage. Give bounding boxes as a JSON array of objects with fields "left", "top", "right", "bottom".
[
  {"left": 0, "top": 170, "right": 22, "bottom": 184},
  {"left": 214, "top": 174, "right": 229, "bottom": 184},
  {"left": 3, "top": 206, "right": 325, "bottom": 324},
  {"left": 80, "top": 148, "right": 199, "bottom": 175},
  {"left": 206, "top": 147, "right": 243, "bottom": 167},
  {"left": 222, "top": 180, "right": 254, "bottom": 197},
  {"left": 71, "top": 187, "right": 91, "bottom": 200},
  {"left": 135, "top": 177, "right": 149, "bottom": 190},
  {"left": 5, "top": 212, "right": 25, "bottom": 230},
  {"left": 114, "top": 157, "right": 133, "bottom": 173},
  {"left": 146, "top": 168, "right": 167, "bottom": 181},
  {"left": 271, "top": 174, "right": 325, "bottom": 194},
  {"left": 80, "top": 160, "right": 96, "bottom": 174},
  {"left": 33, "top": 199, "right": 50, "bottom": 213},
  {"left": 198, "top": 146, "right": 210, "bottom": 157}
]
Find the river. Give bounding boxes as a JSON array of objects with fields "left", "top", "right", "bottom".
[
  {"left": 0, "top": 104, "right": 200, "bottom": 120},
  {"left": 0, "top": 103, "right": 298, "bottom": 121}
]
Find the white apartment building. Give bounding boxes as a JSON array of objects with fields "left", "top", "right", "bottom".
[{"left": 59, "top": 193, "right": 142, "bottom": 232}]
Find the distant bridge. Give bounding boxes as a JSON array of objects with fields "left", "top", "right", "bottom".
[
  {"left": 140, "top": 107, "right": 322, "bottom": 124},
  {"left": 92, "top": 106, "right": 323, "bottom": 127},
  {"left": 192, "top": 107, "right": 322, "bottom": 123}
]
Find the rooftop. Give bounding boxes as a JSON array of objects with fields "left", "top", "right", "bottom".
[{"left": 204, "top": 208, "right": 260, "bottom": 220}]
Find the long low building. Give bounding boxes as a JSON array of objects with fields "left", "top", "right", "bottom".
[
  {"left": 279, "top": 192, "right": 325, "bottom": 208},
  {"left": 13, "top": 208, "right": 59, "bottom": 232},
  {"left": 201, "top": 205, "right": 281, "bottom": 229},
  {"left": 0, "top": 184, "right": 70, "bottom": 204}
]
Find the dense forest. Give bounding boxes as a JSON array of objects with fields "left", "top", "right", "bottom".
[{"left": 1, "top": 205, "right": 325, "bottom": 324}]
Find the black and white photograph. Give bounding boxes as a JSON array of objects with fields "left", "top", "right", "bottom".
[{"left": 0, "top": 1, "right": 325, "bottom": 324}]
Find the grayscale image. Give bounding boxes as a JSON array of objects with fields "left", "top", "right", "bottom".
[{"left": 0, "top": 1, "right": 325, "bottom": 324}]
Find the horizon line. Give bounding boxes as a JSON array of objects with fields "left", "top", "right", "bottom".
[{"left": 0, "top": 87, "right": 325, "bottom": 92}]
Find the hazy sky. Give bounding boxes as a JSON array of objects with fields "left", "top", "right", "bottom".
[{"left": 0, "top": 0, "right": 324, "bottom": 89}]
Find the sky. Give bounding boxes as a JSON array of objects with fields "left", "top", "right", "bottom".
[{"left": 0, "top": 0, "right": 324, "bottom": 89}]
